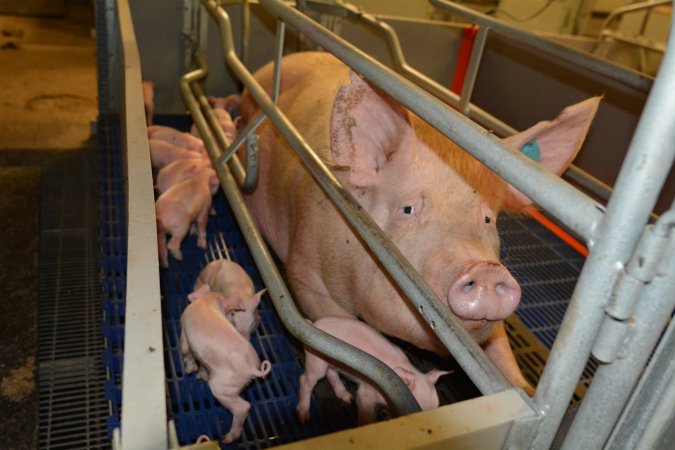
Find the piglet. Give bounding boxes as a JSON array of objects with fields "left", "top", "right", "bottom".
[
  {"left": 297, "top": 316, "right": 449, "bottom": 425},
  {"left": 194, "top": 259, "right": 265, "bottom": 340},
  {"left": 156, "top": 167, "right": 220, "bottom": 268},
  {"left": 191, "top": 95, "right": 241, "bottom": 143},
  {"left": 180, "top": 285, "right": 272, "bottom": 443},
  {"left": 142, "top": 80, "right": 154, "bottom": 126},
  {"left": 155, "top": 158, "right": 213, "bottom": 195},
  {"left": 148, "top": 125, "right": 207, "bottom": 155},
  {"left": 149, "top": 138, "right": 206, "bottom": 171}
]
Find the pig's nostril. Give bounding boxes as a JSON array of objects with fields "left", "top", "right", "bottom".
[{"left": 462, "top": 281, "right": 475, "bottom": 294}]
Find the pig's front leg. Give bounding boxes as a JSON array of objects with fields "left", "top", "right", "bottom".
[{"left": 482, "top": 322, "right": 535, "bottom": 396}]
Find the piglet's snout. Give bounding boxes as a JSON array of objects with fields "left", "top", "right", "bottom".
[{"left": 447, "top": 261, "right": 521, "bottom": 321}]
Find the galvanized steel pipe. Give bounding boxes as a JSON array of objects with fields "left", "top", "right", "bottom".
[{"left": 260, "top": 0, "right": 604, "bottom": 247}]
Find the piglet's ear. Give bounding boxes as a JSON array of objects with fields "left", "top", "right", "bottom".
[
  {"left": 188, "top": 284, "right": 211, "bottom": 303},
  {"left": 502, "top": 97, "right": 601, "bottom": 209},
  {"left": 394, "top": 367, "right": 416, "bottom": 391},
  {"left": 330, "top": 71, "right": 413, "bottom": 187},
  {"left": 251, "top": 289, "right": 266, "bottom": 307}
]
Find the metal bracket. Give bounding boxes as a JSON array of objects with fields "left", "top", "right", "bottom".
[{"left": 593, "top": 211, "right": 675, "bottom": 363}]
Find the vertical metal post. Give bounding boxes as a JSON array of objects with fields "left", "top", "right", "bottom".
[
  {"left": 528, "top": 19, "right": 675, "bottom": 449},
  {"left": 560, "top": 210, "right": 675, "bottom": 449},
  {"left": 458, "top": 26, "right": 488, "bottom": 115}
]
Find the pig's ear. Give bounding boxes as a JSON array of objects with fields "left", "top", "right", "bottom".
[
  {"left": 252, "top": 289, "right": 266, "bottom": 307},
  {"left": 425, "top": 369, "right": 451, "bottom": 385},
  {"left": 331, "top": 71, "right": 413, "bottom": 187},
  {"left": 502, "top": 97, "right": 601, "bottom": 209},
  {"left": 394, "top": 367, "right": 416, "bottom": 391},
  {"left": 188, "top": 284, "right": 211, "bottom": 302}
]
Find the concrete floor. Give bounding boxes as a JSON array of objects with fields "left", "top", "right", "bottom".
[{"left": 0, "top": 2, "right": 97, "bottom": 448}]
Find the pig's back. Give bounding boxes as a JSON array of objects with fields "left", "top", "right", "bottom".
[{"left": 240, "top": 52, "right": 352, "bottom": 260}]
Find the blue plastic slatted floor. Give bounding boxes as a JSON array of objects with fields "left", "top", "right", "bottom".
[
  {"left": 98, "top": 117, "right": 346, "bottom": 448},
  {"left": 498, "top": 214, "right": 586, "bottom": 349},
  {"left": 98, "top": 115, "right": 588, "bottom": 447}
]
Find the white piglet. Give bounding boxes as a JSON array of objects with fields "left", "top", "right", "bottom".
[
  {"left": 297, "top": 316, "right": 449, "bottom": 425},
  {"left": 180, "top": 286, "right": 272, "bottom": 443},
  {"left": 194, "top": 259, "right": 265, "bottom": 340}
]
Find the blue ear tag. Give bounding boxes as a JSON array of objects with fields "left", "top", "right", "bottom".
[{"left": 520, "top": 140, "right": 541, "bottom": 162}]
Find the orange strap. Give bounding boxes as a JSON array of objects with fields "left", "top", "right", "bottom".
[{"left": 523, "top": 206, "right": 589, "bottom": 257}]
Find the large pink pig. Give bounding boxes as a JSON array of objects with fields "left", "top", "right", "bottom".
[
  {"left": 180, "top": 286, "right": 272, "bottom": 443},
  {"left": 240, "top": 52, "right": 600, "bottom": 396},
  {"left": 149, "top": 138, "right": 206, "bottom": 171},
  {"left": 155, "top": 158, "right": 213, "bottom": 195},
  {"left": 148, "top": 125, "right": 207, "bottom": 155},
  {"left": 297, "top": 316, "right": 449, "bottom": 425},
  {"left": 156, "top": 168, "right": 220, "bottom": 268},
  {"left": 193, "top": 259, "right": 265, "bottom": 340}
]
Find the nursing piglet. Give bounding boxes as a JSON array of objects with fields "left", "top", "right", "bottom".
[
  {"left": 142, "top": 80, "right": 154, "bottom": 126},
  {"left": 155, "top": 158, "right": 213, "bottom": 195},
  {"left": 148, "top": 125, "right": 207, "bottom": 155},
  {"left": 156, "top": 168, "right": 220, "bottom": 268},
  {"left": 191, "top": 95, "right": 241, "bottom": 143},
  {"left": 194, "top": 259, "right": 265, "bottom": 340},
  {"left": 149, "top": 138, "right": 206, "bottom": 171},
  {"left": 180, "top": 286, "right": 272, "bottom": 443},
  {"left": 297, "top": 316, "right": 449, "bottom": 425}
]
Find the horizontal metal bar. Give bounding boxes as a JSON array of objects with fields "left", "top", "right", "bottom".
[
  {"left": 115, "top": 0, "right": 167, "bottom": 449},
  {"left": 302, "top": 1, "right": 615, "bottom": 208},
  {"left": 430, "top": 0, "right": 654, "bottom": 92},
  {"left": 263, "top": 0, "right": 604, "bottom": 244},
  {"left": 233, "top": 0, "right": 515, "bottom": 395},
  {"left": 180, "top": 48, "right": 421, "bottom": 417}
]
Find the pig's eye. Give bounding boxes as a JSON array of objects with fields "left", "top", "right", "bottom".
[
  {"left": 403, "top": 206, "right": 415, "bottom": 215},
  {"left": 484, "top": 216, "right": 491, "bottom": 224}
]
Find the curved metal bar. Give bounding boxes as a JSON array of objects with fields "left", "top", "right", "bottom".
[
  {"left": 430, "top": 0, "right": 654, "bottom": 91},
  {"left": 180, "top": 59, "right": 422, "bottom": 418},
  {"left": 206, "top": 0, "right": 514, "bottom": 395},
  {"left": 189, "top": 52, "right": 259, "bottom": 192},
  {"left": 302, "top": 1, "right": 615, "bottom": 204},
  {"left": 601, "top": 0, "right": 672, "bottom": 31}
]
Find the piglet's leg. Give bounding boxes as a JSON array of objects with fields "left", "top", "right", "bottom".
[
  {"left": 195, "top": 203, "right": 210, "bottom": 250},
  {"left": 216, "top": 394, "right": 251, "bottom": 444},
  {"left": 166, "top": 220, "right": 190, "bottom": 262},
  {"left": 180, "top": 332, "right": 198, "bottom": 374},
  {"left": 326, "top": 368, "right": 352, "bottom": 404},
  {"left": 296, "top": 353, "right": 328, "bottom": 423}
]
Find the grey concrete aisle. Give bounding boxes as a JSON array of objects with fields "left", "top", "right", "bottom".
[{"left": 0, "top": 1, "right": 99, "bottom": 448}]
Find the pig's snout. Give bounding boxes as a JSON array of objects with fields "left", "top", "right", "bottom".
[{"left": 447, "top": 262, "right": 521, "bottom": 321}]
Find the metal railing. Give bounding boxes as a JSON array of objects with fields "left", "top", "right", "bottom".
[{"left": 111, "top": 0, "right": 675, "bottom": 447}]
